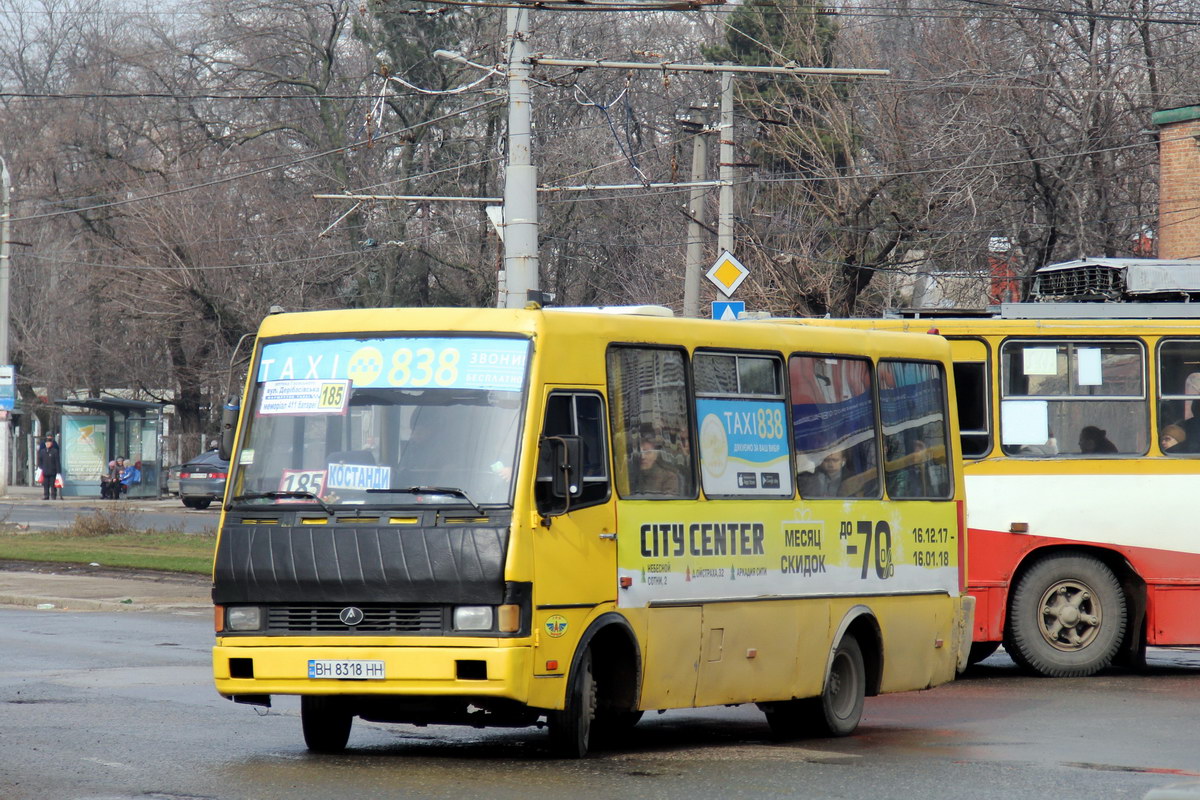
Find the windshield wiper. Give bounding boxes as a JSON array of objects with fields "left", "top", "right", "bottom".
[
  {"left": 230, "top": 491, "right": 334, "bottom": 515},
  {"left": 367, "top": 486, "right": 483, "bottom": 515}
]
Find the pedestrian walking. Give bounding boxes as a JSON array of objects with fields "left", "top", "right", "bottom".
[{"left": 36, "top": 434, "right": 62, "bottom": 500}]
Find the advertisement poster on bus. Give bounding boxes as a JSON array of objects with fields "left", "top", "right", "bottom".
[
  {"left": 616, "top": 501, "right": 961, "bottom": 608},
  {"left": 696, "top": 397, "right": 792, "bottom": 496}
]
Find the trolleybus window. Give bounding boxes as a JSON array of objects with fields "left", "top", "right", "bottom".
[
  {"left": 1000, "top": 340, "right": 1147, "bottom": 457},
  {"left": 1157, "top": 338, "right": 1200, "bottom": 455},
  {"left": 693, "top": 351, "right": 790, "bottom": 497},
  {"left": 878, "top": 360, "right": 952, "bottom": 499},
  {"left": 607, "top": 346, "right": 694, "bottom": 499},
  {"left": 789, "top": 355, "right": 880, "bottom": 499},
  {"left": 953, "top": 361, "right": 990, "bottom": 458}
]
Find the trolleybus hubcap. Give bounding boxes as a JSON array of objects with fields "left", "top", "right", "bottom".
[{"left": 1039, "top": 580, "right": 1101, "bottom": 651}]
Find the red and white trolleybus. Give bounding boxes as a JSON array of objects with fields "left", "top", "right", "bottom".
[{"left": 814, "top": 258, "right": 1200, "bottom": 676}]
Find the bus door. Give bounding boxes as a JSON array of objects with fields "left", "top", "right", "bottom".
[{"left": 532, "top": 390, "right": 617, "bottom": 674}]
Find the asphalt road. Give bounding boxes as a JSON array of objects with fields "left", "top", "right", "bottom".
[
  {"left": 2, "top": 599, "right": 1199, "bottom": 800},
  {"left": 0, "top": 489, "right": 215, "bottom": 534}
]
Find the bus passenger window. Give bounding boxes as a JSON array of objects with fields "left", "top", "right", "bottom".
[
  {"left": 693, "top": 350, "right": 790, "bottom": 498},
  {"left": 1157, "top": 339, "right": 1200, "bottom": 455},
  {"left": 879, "top": 360, "right": 953, "bottom": 499},
  {"left": 1000, "top": 340, "right": 1147, "bottom": 457},
  {"left": 607, "top": 347, "right": 694, "bottom": 499},
  {"left": 789, "top": 355, "right": 880, "bottom": 499}
]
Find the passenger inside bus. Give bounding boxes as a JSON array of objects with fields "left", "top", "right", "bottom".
[
  {"left": 656, "top": 425, "right": 695, "bottom": 493},
  {"left": 884, "top": 437, "right": 949, "bottom": 498},
  {"left": 798, "top": 450, "right": 846, "bottom": 497},
  {"left": 632, "top": 425, "right": 680, "bottom": 495},
  {"left": 1078, "top": 425, "right": 1118, "bottom": 454}
]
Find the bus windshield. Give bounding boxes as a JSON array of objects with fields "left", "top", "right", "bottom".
[{"left": 229, "top": 335, "right": 529, "bottom": 508}]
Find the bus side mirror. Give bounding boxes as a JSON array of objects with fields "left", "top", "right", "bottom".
[
  {"left": 218, "top": 395, "right": 241, "bottom": 462},
  {"left": 537, "top": 435, "right": 584, "bottom": 514}
]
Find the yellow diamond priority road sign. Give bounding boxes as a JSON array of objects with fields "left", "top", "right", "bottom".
[{"left": 706, "top": 251, "right": 749, "bottom": 297}]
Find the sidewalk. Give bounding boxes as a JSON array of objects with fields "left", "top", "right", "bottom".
[
  {"left": 0, "top": 483, "right": 185, "bottom": 511},
  {"left": 0, "top": 562, "right": 211, "bottom": 613}
]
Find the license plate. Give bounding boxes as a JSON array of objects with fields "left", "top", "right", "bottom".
[{"left": 308, "top": 659, "right": 386, "bottom": 680}]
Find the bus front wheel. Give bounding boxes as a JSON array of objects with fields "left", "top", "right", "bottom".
[
  {"left": 1005, "top": 555, "right": 1127, "bottom": 678},
  {"left": 301, "top": 695, "right": 353, "bottom": 753},
  {"left": 547, "top": 648, "right": 597, "bottom": 758}
]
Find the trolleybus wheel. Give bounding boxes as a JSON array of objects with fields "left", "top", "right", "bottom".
[
  {"left": 1005, "top": 555, "right": 1126, "bottom": 678},
  {"left": 301, "top": 695, "right": 353, "bottom": 753},
  {"left": 548, "top": 648, "right": 597, "bottom": 758},
  {"left": 763, "top": 634, "right": 865, "bottom": 739}
]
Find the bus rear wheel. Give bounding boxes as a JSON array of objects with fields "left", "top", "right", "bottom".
[
  {"left": 763, "top": 634, "right": 865, "bottom": 739},
  {"left": 301, "top": 695, "right": 353, "bottom": 753},
  {"left": 547, "top": 648, "right": 597, "bottom": 758},
  {"left": 1005, "top": 555, "right": 1126, "bottom": 678}
]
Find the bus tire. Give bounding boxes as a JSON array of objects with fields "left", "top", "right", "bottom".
[
  {"left": 805, "top": 634, "right": 866, "bottom": 737},
  {"left": 548, "top": 648, "right": 597, "bottom": 758},
  {"left": 967, "top": 641, "right": 1001, "bottom": 666},
  {"left": 763, "top": 634, "right": 865, "bottom": 739},
  {"left": 301, "top": 695, "right": 353, "bottom": 753},
  {"left": 1005, "top": 555, "right": 1126, "bottom": 678}
]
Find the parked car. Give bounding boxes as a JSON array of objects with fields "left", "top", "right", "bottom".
[
  {"left": 178, "top": 449, "right": 229, "bottom": 510},
  {"left": 163, "top": 463, "right": 183, "bottom": 496}
]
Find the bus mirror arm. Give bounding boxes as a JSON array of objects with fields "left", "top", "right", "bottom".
[
  {"left": 537, "top": 434, "right": 585, "bottom": 519},
  {"left": 219, "top": 395, "right": 241, "bottom": 462}
]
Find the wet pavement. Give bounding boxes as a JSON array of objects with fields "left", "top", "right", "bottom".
[{"left": 0, "top": 561, "right": 211, "bottom": 613}]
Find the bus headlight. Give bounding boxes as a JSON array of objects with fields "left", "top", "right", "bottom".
[
  {"left": 453, "top": 606, "right": 494, "bottom": 631},
  {"left": 226, "top": 606, "right": 264, "bottom": 632}
]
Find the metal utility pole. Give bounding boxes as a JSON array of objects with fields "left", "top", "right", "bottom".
[{"left": 501, "top": 6, "right": 539, "bottom": 309}]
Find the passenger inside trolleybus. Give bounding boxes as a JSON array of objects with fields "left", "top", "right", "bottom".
[{"left": 1078, "top": 425, "right": 1118, "bottom": 454}]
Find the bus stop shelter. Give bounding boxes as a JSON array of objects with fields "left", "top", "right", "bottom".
[{"left": 53, "top": 397, "right": 164, "bottom": 498}]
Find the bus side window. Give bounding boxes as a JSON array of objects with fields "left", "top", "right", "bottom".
[
  {"left": 536, "top": 392, "right": 610, "bottom": 513},
  {"left": 789, "top": 354, "right": 880, "bottom": 499},
  {"left": 953, "top": 361, "right": 990, "bottom": 458},
  {"left": 607, "top": 347, "right": 694, "bottom": 499},
  {"left": 694, "top": 350, "right": 790, "bottom": 498},
  {"left": 879, "top": 360, "right": 953, "bottom": 500}
]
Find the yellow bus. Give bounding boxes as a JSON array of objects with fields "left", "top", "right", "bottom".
[
  {"left": 210, "top": 306, "right": 974, "bottom": 756},
  {"left": 811, "top": 300, "right": 1200, "bottom": 677}
]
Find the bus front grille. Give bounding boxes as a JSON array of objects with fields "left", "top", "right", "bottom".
[{"left": 267, "top": 605, "right": 446, "bottom": 633}]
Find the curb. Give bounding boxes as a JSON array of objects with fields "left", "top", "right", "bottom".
[{"left": 0, "top": 593, "right": 211, "bottom": 613}]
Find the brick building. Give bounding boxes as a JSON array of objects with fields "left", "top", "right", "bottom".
[{"left": 1153, "top": 105, "right": 1200, "bottom": 260}]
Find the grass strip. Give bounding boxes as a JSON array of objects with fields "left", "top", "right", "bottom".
[{"left": 0, "top": 508, "right": 215, "bottom": 574}]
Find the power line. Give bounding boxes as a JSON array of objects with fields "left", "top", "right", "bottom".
[{"left": 11, "top": 96, "right": 505, "bottom": 224}]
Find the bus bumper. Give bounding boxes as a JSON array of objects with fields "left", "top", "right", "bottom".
[
  {"left": 213, "top": 643, "right": 532, "bottom": 702},
  {"left": 955, "top": 595, "right": 977, "bottom": 673}
]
